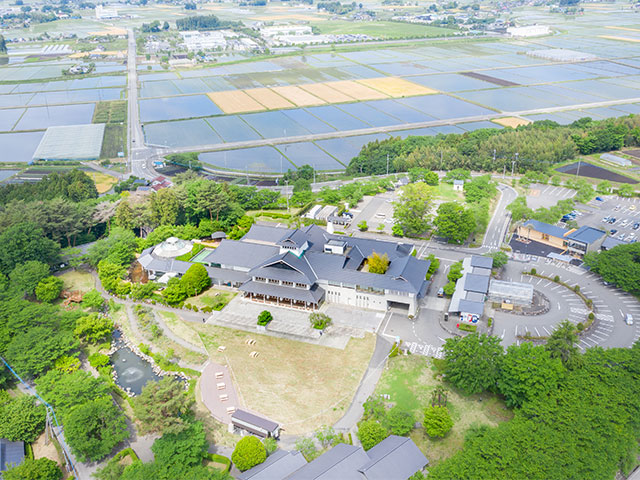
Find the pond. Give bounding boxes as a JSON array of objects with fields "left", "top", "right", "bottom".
[{"left": 110, "top": 331, "right": 161, "bottom": 395}]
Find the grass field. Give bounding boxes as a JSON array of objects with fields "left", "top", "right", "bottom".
[
  {"left": 311, "top": 20, "right": 457, "bottom": 38},
  {"left": 375, "top": 355, "right": 512, "bottom": 466},
  {"left": 193, "top": 324, "right": 376, "bottom": 434},
  {"left": 207, "top": 90, "right": 266, "bottom": 114},
  {"left": 93, "top": 100, "right": 127, "bottom": 124},
  {"left": 100, "top": 124, "right": 126, "bottom": 159},
  {"left": 358, "top": 77, "right": 436, "bottom": 97},
  {"left": 87, "top": 170, "right": 118, "bottom": 193},
  {"left": 59, "top": 269, "right": 95, "bottom": 293},
  {"left": 435, "top": 182, "right": 465, "bottom": 202},
  {"left": 245, "top": 88, "right": 294, "bottom": 110},
  {"left": 326, "top": 80, "right": 388, "bottom": 100},
  {"left": 271, "top": 86, "right": 326, "bottom": 107},
  {"left": 300, "top": 83, "right": 355, "bottom": 103},
  {"left": 189, "top": 288, "right": 237, "bottom": 311}
]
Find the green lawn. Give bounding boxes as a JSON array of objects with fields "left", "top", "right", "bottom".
[
  {"left": 59, "top": 269, "right": 95, "bottom": 293},
  {"left": 435, "top": 182, "right": 465, "bottom": 203},
  {"left": 189, "top": 288, "right": 236, "bottom": 311},
  {"left": 312, "top": 20, "right": 457, "bottom": 39},
  {"left": 375, "top": 355, "right": 512, "bottom": 466}
]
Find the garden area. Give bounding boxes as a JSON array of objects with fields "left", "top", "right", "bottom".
[
  {"left": 189, "top": 288, "right": 236, "bottom": 312},
  {"left": 192, "top": 324, "right": 376, "bottom": 434},
  {"left": 373, "top": 355, "right": 512, "bottom": 465},
  {"left": 59, "top": 269, "right": 95, "bottom": 293}
]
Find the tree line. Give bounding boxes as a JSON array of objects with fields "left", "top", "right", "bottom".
[
  {"left": 428, "top": 327, "right": 640, "bottom": 479},
  {"left": 176, "top": 14, "right": 242, "bottom": 31},
  {"left": 347, "top": 115, "right": 640, "bottom": 176}
]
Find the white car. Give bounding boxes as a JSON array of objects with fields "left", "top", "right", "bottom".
[{"left": 625, "top": 314, "right": 634, "bottom": 325}]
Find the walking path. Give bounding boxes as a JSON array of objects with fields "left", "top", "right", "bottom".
[{"left": 200, "top": 361, "right": 240, "bottom": 424}]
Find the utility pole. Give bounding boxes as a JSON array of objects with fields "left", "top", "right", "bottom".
[
  {"left": 512, "top": 152, "right": 518, "bottom": 177},
  {"left": 386, "top": 154, "right": 389, "bottom": 176},
  {"left": 285, "top": 180, "right": 289, "bottom": 212},
  {"left": 576, "top": 158, "right": 581, "bottom": 178},
  {"left": 503, "top": 164, "right": 506, "bottom": 178}
]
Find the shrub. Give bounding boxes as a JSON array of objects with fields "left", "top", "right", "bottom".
[
  {"left": 35, "top": 276, "right": 64, "bottom": 303},
  {"left": 389, "top": 341, "right": 401, "bottom": 358},
  {"left": 383, "top": 406, "right": 414, "bottom": 436},
  {"left": 257, "top": 310, "right": 273, "bottom": 326},
  {"left": 577, "top": 322, "right": 584, "bottom": 331},
  {"left": 88, "top": 353, "right": 110, "bottom": 369},
  {"left": 443, "top": 281, "right": 456, "bottom": 296},
  {"left": 423, "top": 406, "right": 453, "bottom": 438},
  {"left": 574, "top": 285, "right": 580, "bottom": 292},
  {"left": 358, "top": 220, "right": 368, "bottom": 231},
  {"left": 310, "top": 312, "right": 332, "bottom": 330},
  {"left": 262, "top": 437, "right": 277, "bottom": 456},
  {"left": 487, "top": 318, "right": 493, "bottom": 327},
  {"left": 530, "top": 268, "right": 537, "bottom": 275},
  {"left": 588, "top": 312, "right": 595, "bottom": 321},
  {"left": 358, "top": 420, "right": 388, "bottom": 451},
  {"left": 554, "top": 275, "right": 560, "bottom": 282},
  {"left": 457, "top": 323, "right": 477, "bottom": 333},
  {"left": 232, "top": 436, "right": 266, "bottom": 472}
]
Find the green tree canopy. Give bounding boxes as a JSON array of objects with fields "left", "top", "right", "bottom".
[
  {"left": 74, "top": 313, "right": 114, "bottom": 344},
  {"left": 367, "top": 252, "right": 390, "bottom": 274},
  {"left": 0, "top": 223, "right": 60, "bottom": 275},
  {"left": 584, "top": 243, "right": 640, "bottom": 295},
  {"left": 0, "top": 392, "right": 46, "bottom": 443},
  {"left": 3, "top": 458, "right": 62, "bottom": 480},
  {"left": 544, "top": 319, "right": 580, "bottom": 368},
  {"left": 36, "top": 370, "right": 110, "bottom": 420},
  {"left": 231, "top": 435, "right": 267, "bottom": 472},
  {"left": 433, "top": 202, "right": 476, "bottom": 244},
  {"left": 133, "top": 377, "right": 194, "bottom": 435},
  {"left": 423, "top": 406, "right": 453, "bottom": 437},
  {"left": 180, "top": 263, "right": 211, "bottom": 297},
  {"left": 498, "top": 342, "right": 564, "bottom": 408},
  {"left": 357, "top": 419, "right": 389, "bottom": 451},
  {"left": 64, "top": 396, "right": 129, "bottom": 462},
  {"left": 35, "top": 276, "right": 64, "bottom": 303},
  {"left": 443, "top": 333, "right": 503, "bottom": 395},
  {"left": 393, "top": 183, "right": 434, "bottom": 236},
  {"left": 383, "top": 406, "right": 415, "bottom": 436},
  {"left": 9, "top": 261, "right": 50, "bottom": 296},
  {"left": 4, "top": 327, "right": 77, "bottom": 378}
]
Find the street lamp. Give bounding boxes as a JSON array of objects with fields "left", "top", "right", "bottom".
[{"left": 285, "top": 180, "right": 289, "bottom": 212}]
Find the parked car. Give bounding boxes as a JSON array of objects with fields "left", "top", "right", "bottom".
[
  {"left": 614, "top": 204, "right": 622, "bottom": 211},
  {"left": 602, "top": 216, "right": 611, "bottom": 223},
  {"left": 625, "top": 314, "right": 634, "bottom": 325},
  {"left": 610, "top": 229, "right": 617, "bottom": 235},
  {"left": 618, "top": 234, "right": 626, "bottom": 240},
  {"left": 630, "top": 205, "right": 636, "bottom": 211},
  {"left": 608, "top": 217, "right": 617, "bottom": 224},
  {"left": 633, "top": 222, "right": 640, "bottom": 230},
  {"left": 595, "top": 196, "right": 604, "bottom": 202},
  {"left": 437, "top": 287, "right": 444, "bottom": 298}
]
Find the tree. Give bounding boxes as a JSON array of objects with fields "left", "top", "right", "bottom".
[
  {"left": 181, "top": 264, "right": 211, "bottom": 296},
  {"left": 35, "top": 370, "right": 110, "bottom": 420},
  {"left": 0, "top": 223, "right": 60, "bottom": 275},
  {"left": 367, "top": 252, "right": 390, "bottom": 274},
  {"left": 0, "top": 34, "right": 6, "bottom": 54},
  {"left": 263, "top": 437, "right": 278, "bottom": 456},
  {"left": 392, "top": 224, "right": 403, "bottom": 237},
  {"left": 618, "top": 184, "right": 635, "bottom": 197},
  {"left": 35, "top": 276, "right": 64, "bottom": 303},
  {"left": 424, "top": 170, "right": 439, "bottom": 186},
  {"left": 443, "top": 334, "right": 503, "bottom": 395},
  {"left": 393, "top": 183, "right": 434, "bottom": 236},
  {"left": 498, "top": 342, "right": 564, "bottom": 408},
  {"left": 82, "top": 288, "right": 105, "bottom": 311},
  {"left": 257, "top": 310, "right": 273, "bottom": 326},
  {"left": 425, "top": 254, "right": 440, "bottom": 278},
  {"left": 9, "top": 261, "right": 50, "bottom": 296},
  {"left": 433, "top": 202, "right": 475, "bottom": 244},
  {"left": 485, "top": 251, "right": 508, "bottom": 269},
  {"left": 3, "top": 458, "right": 62, "bottom": 480},
  {"left": 150, "top": 422, "right": 209, "bottom": 478},
  {"left": 383, "top": 406, "right": 415, "bottom": 436},
  {"left": 442, "top": 281, "right": 455, "bottom": 296},
  {"left": 64, "top": 397, "right": 129, "bottom": 462},
  {"left": 423, "top": 406, "right": 453, "bottom": 437},
  {"left": 545, "top": 320, "right": 580, "bottom": 368},
  {"left": 315, "top": 425, "right": 340, "bottom": 448},
  {"left": 133, "top": 377, "right": 193, "bottom": 435},
  {"left": 357, "top": 419, "right": 388, "bottom": 451},
  {"left": 0, "top": 393, "right": 46, "bottom": 443},
  {"left": 232, "top": 436, "right": 267, "bottom": 471},
  {"left": 431, "top": 386, "right": 448, "bottom": 407},
  {"left": 584, "top": 243, "right": 640, "bottom": 295},
  {"left": 162, "top": 277, "right": 188, "bottom": 305},
  {"left": 358, "top": 220, "right": 368, "bottom": 231},
  {"left": 309, "top": 312, "right": 332, "bottom": 330},
  {"left": 596, "top": 180, "right": 611, "bottom": 194},
  {"left": 5, "top": 327, "right": 77, "bottom": 378},
  {"left": 74, "top": 313, "right": 114, "bottom": 344},
  {"left": 463, "top": 175, "right": 496, "bottom": 203}
]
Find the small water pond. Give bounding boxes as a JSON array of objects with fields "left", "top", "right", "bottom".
[{"left": 110, "top": 331, "right": 161, "bottom": 395}]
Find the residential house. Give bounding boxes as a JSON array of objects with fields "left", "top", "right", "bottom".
[
  {"left": 516, "top": 220, "right": 607, "bottom": 257},
  {"left": 449, "top": 255, "right": 493, "bottom": 322}
]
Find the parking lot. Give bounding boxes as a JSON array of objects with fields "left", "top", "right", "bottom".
[
  {"left": 527, "top": 184, "right": 576, "bottom": 209},
  {"left": 575, "top": 195, "right": 640, "bottom": 243},
  {"left": 348, "top": 191, "right": 398, "bottom": 234}
]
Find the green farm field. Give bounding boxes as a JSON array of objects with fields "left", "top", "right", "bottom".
[{"left": 312, "top": 20, "right": 457, "bottom": 38}]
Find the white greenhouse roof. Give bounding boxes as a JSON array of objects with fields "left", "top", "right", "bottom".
[{"left": 33, "top": 124, "right": 105, "bottom": 161}]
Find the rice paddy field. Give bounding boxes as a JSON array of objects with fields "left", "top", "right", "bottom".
[
  {"left": 0, "top": 52, "right": 127, "bottom": 163},
  {"left": 131, "top": 8, "right": 640, "bottom": 172}
]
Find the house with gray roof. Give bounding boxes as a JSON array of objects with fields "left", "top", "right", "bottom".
[
  {"left": 449, "top": 255, "right": 493, "bottom": 322},
  {"left": 0, "top": 439, "right": 24, "bottom": 475},
  {"left": 564, "top": 226, "right": 607, "bottom": 256},
  {"left": 231, "top": 409, "right": 280, "bottom": 439},
  {"left": 240, "top": 436, "right": 427, "bottom": 480},
  {"left": 516, "top": 220, "right": 606, "bottom": 258}
]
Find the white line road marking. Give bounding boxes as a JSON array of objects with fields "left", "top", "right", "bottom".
[
  {"left": 534, "top": 327, "right": 540, "bottom": 336},
  {"left": 543, "top": 326, "right": 551, "bottom": 335}
]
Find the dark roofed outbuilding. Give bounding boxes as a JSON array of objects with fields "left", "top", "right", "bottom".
[
  {"left": 231, "top": 410, "right": 280, "bottom": 438},
  {"left": 470, "top": 255, "right": 493, "bottom": 270}
]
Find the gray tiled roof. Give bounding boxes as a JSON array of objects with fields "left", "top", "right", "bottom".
[
  {"left": 522, "top": 219, "right": 569, "bottom": 239},
  {"left": 0, "top": 439, "right": 24, "bottom": 472},
  {"left": 464, "top": 273, "right": 490, "bottom": 294},
  {"left": 202, "top": 240, "right": 279, "bottom": 269},
  {"left": 359, "top": 435, "right": 428, "bottom": 480},
  {"left": 242, "top": 224, "right": 293, "bottom": 244},
  {"left": 240, "top": 281, "right": 325, "bottom": 304},
  {"left": 470, "top": 255, "right": 493, "bottom": 269},
  {"left": 458, "top": 299, "right": 485, "bottom": 316},
  {"left": 257, "top": 252, "right": 318, "bottom": 284},
  {"left": 566, "top": 226, "right": 606, "bottom": 245},
  {"left": 232, "top": 410, "right": 279, "bottom": 432},
  {"left": 285, "top": 443, "right": 369, "bottom": 480},
  {"left": 137, "top": 253, "right": 191, "bottom": 275},
  {"left": 602, "top": 236, "right": 628, "bottom": 250},
  {"left": 238, "top": 450, "right": 307, "bottom": 480},
  {"left": 277, "top": 229, "right": 309, "bottom": 248}
]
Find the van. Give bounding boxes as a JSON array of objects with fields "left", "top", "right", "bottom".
[
  {"left": 437, "top": 287, "right": 444, "bottom": 298},
  {"left": 625, "top": 314, "right": 634, "bottom": 325}
]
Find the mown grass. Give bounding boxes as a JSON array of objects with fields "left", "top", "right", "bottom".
[{"left": 59, "top": 269, "right": 95, "bottom": 293}]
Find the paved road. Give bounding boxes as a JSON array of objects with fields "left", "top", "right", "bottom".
[{"left": 482, "top": 183, "right": 517, "bottom": 250}]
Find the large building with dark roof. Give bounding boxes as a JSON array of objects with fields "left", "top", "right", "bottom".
[
  {"left": 137, "top": 224, "right": 430, "bottom": 314},
  {"left": 516, "top": 220, "right": 607, "bottom": 257},
  {"left": 239, "top": 436, "right": 428, "bottom": 480}
]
